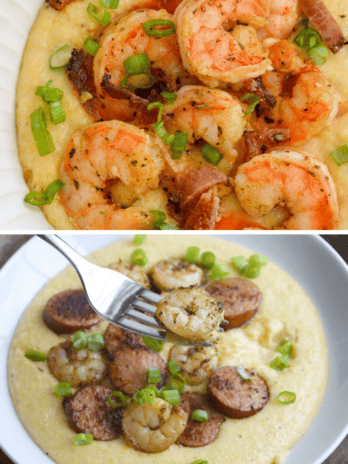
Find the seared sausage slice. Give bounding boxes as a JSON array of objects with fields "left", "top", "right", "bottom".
[
  {"left": 109, "top": 345, "right": 168, "bottom": 395},
  {"left": 104, "top": 324, "right": 144, "bottom": 358},
  {"left": 177, "top": 393, "right": 224, "bottom": 447},
  {"left": 208, "top": 366, "right": 269, "bottom": 419},
  {"left": 63, "top": 385, "right": 123, "bottom": 440},
  {"left": 206, "top": 278, "right": 262, "bottom": 329},
  {"left": 43, "top": 289, "right": 102, "bottom": 334}
]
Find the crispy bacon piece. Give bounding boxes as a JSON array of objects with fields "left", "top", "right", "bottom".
[
  {"left": 177, "top": 166, "right": 227, "bottom": 205},
  {"left": 243, "top": 129, "right": 291, "bottom": 161},
  {"left": 46, "top": 0, "right": 79, "bottom": 11},
  {"left": 182, "top": 187, "right": 220, "bottom": 230},
  {"left": 243, "top": 77, "right": 276, "bottom": 108},
  {"left": 299, "top": 0, "right": 345, "bottom": 53}
]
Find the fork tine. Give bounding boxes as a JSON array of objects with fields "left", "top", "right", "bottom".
[
  {"left": 131, "top": 298, "right": 158, "bottom": 315},
  {"left": 116, "top": 317, "right": 165, "bottom": 340},
  {"left": 125, "top": 307, "right": 163, "bottom": 329},
  {"left": 138, "top": 289, "right": 163, "bottom": 304}
]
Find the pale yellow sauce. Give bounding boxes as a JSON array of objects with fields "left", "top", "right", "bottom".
[{"left": 8, "top": 236, "right": 327, "bottom": 464}]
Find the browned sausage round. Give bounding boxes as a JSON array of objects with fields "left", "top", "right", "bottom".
[
  {"left": 177, "top": 392, "right": 224, "bottom": 447},
  {"left": 63, "top": 385, "right": 124, "bottom": 440},
  {"left": 109, "top": 345, "right": 168, "bottom": 395},
  {"left": 208, "top": 366, "right": 269, "bottom": 419},
  {"left": 104, "top": 324, "right": 144, "bottom": 358},
  {"left": 43, "top": 289, "right": 102, "bottom": 334},
  {"left": 206, "top": 278, "right": 262, "bottom": 329}
]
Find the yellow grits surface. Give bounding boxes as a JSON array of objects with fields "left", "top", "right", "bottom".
[{"left": 8, "top": 236, "right": 328, "bottom": 464}]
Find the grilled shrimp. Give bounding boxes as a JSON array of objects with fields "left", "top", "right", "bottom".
[
  {"left": 150, "top": 258, "right": 203, "bottom": 291},
  {"left": 122, "top": 398, "right": 188, "bottom": 453},
  {"left": 59, "top": 120, "right": 165, "bottom": 230},
  {"left": 235, "top": 149, "right": 339, "bottom": 230},
  {"left": 109, "top": 259, "right": 150, "bottom": 288},
  {"left": 156, "top": 287, "right": 224, "bottom": 342},
  {"left": 46, "top": 340, "right": 108, "bottom": 387},
  {"left": 175, "top": 0, "right": 272, "bottom": 87},
  {"left": 260, "top": 0, "right": 299, "bottom": 39},
  {"left": 169, "top": 343, "right": 219, "bottom": 385},
  {"left": 163, "top": 85, "right": 245, "bottom": 163}
]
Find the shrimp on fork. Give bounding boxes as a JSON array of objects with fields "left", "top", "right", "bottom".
[
  {"left": 59, "top": 121, "right": 165, "bottom": 230},
  {"left": 234, "top": 150, "right": 339, "bottom": 230}
]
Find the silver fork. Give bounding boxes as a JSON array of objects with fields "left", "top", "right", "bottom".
[{"left": 38, "top": 235, "right": 166, "bottom": 340}]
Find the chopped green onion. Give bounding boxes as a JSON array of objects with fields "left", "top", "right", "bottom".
[
  {"left": 162, "top": 389, "right": 180, "bottom": 405},
  {"left": 191, "top": 409, "right": 209, "bottom": 422},
  {"left": 73, "top": 433, "right": 94, "bottom": 445},
  {"left": 307, "top": 43, "right": 329, "bottom": 65},
  {"left": 167, "top": 373, "right": 187, "bottom": 392},
  {"left": 210, "top": 263, "right": 230, "bottom": 282},
  {"left": 150, "top": 210, "right": 180, "bottom": 230},
  {"left": 231, "top": 254, "right": 268, "bottom": 279},
  {"left": 24, "top": 350, "right": 46, "bottom": 362},
  {"left": 24, "top": 179, "right": 65, "bottom": 206},
  {"left": 277, "top": 340, "right": 294, "bottom": 358},
  {"left": 142, "top": 386, "right": 157, "bottom": 404},
  {"left": 120, "top": 72, "right": 156, "bottom": 90},
  {"left": 30, "top": 108, "right": 55, "bottom": 156},
  {"left": 168, "top": 360, "right": 180, "bottom": 375},
  {"left": 87, "top": 3, "right": 111, "bottom": 26},
  {"left": 293, "top": 28, "right": 322, "bottom": 50},
  {"left": 270, "top": 355, "right": 289, "bottom": 371},
  {"left": 101, "top": 0, "right": 119, "bottom": 7},
  {"left": 147, "top": 101, "right": 164, "bottom": 123},
  {"left": 36, "top": 81, "right": 63, "bottom": 103},
  {"left": 107, "top": 391, "right": 128, "bottom": 408},
  {"left": 133, "top": 390, "right": 144, "bottom": 405},
  {"left": 72, "top": 331, "right": 88, "bottom": 350},
  {"left": 171, "top": 131, "right": 188, "bottom": 159},
  {"left": 200, "top": 143, "right": 223, "bottom": 166},
  {"left": 147, "top": 367, "right": 162, "bottom": 384},
  {"left": 249, "top": 253, "right": 268, "bottom": 267},
  {"left": 84, "top": 37, "right": 101, "bottom": 56},
  {"left": 161, "top": 91, "right": 177, "bottom": 104},
  {"left": 142, "top": 336, "right": 164, "bottom": 351},
  {"left": 330, "top": 144, "right": 348, "bottom": 166},
  {"left": 143, "top": 19, "right": 176, "bottom": 37},
  {"left": 49, "top": 44, "right": 72, "bottom": 70},
  {"left": 35, "top": 80, "right": 53, "bottom": 98},
  {"left": 276, "top": 391, "right": 296, "bottom": 405},
  {"left": 231, "top": 255, "right": 248, "bottom": 271},
  {"left": 49, "top": 101, "right": 66, "bottom": 125},
  {"left": 236, "top": 366, "right": 252, "bottom": 381},
  {"left": 241, "top": 93, "right": 260, "bottom": 115},
  {"left": 190, "top": 461, "right": 209, "bottom": 464},
  {"left": 241, "top": 263, "right": 261, "bottom": 279},
  {"left": 123, "top": 53, "right": 151, "bottom": 74},
  {"left": 133, "top": 234, "right": 147, "bottom": 245},
  {"left": 185, "top": 246, "right": 200, "bottom": 264},
  {"left": 87, "top": 333, "right": 105, "bottom": 352},
  {"left": 153, "top": 119, "right": 175, "bottom": 144},
  {"left": 130, "top": 248, "right": 148, "bottom": 266},
  {"left": 200, "top": 251, "right": 216, "bottom": 269},
  {"left": 54, "top": 382, "right": 72, "bottom": 398}
]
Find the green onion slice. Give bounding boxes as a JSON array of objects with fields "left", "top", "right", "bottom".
[
  {"left": 147, "top": 366, "right": 162, "bottom": 384},
  {"left": 210, "top": 263, "right": 230, "bottom": 282},
  {"left": 191, "top": 409, "right": 209, "bottom": 422},
  {"left": 162, "top": 389, "right": 180, "bottom": 405},
  {"left": 84, "top": 37, "right": 101, "bottom": 56},
  {"left": 276, "top": 391, "right": 296, "bottom": 405},
  {"left": 142, "top": 386, "right": 157, "bottom": 404},
  {"left": 121, "top": 72, "right": 156, "bottom": 90},
  {"left": 30, "top": 108, "right": 55, "bottom": 157},
  {"left": 24, "top": 350, "right": 46, "bottom": 362},
  {"left": 190, "top": 461, "right": 209, "bottom": 464},
  {"left": 161, "top": 91, "right": 177, "bottom": 104},
  {"left": 107, "top": 391, "right": 128, "bottom": 408},
  {"left": 200, "top": 251, "right": 216, "bottom": 270},
  {"left": 171, "top": 131, "right": 188, "bottom": 159},
  {"left": 293, "top": 28, "right": 322, "bottom": 50},
  {"left": 143, "top": 19, "right": 176, "bottom": 38},
  {"left": 330, "top": 143, "right": 348, "bottom": 166},
  {"left": 130, "top": 248, "right": 148, "bottom": 266},
  {"left": 133, "top": 390, "right": 144, "bottom": 405},
  {"left": 72, "top": 331, "right": 88, "bottom": 350},
  {"left": 73, "top": 433, "right": 94, "bottom": 445},
  {"left": 101, "top": 0, "right": 119, "bottom": 8},
  {"left": 54, "top": 382, "right": 72, "bottom": 398},
  {"left": 167, "top": 373, "right": 187, "bottom": 392},
  {"left": 200, "top": 143, "right": 223, "bottom": 166},
  {"left": 123, "top": 53, "right": 151, "bottom": 74},
  {"left": 241, "top": 93, "right": 260, "bottom": 115},
  {"left": 87, "top": 333, "right": 105, "bottom": 352},
  {"left": 142, "top": 336, "right": 164, "bottom": 351},
  {"left": 50, "top": 101, "right": 66, "bottom": 125},
  {"left": 133, "top": 234, "right": 146, "bottom": 245},
  {"left": 231, "top": 255, "right": 248, "bottom": 271},
  {"left": 49, "top": 44, "right": 72, "bottom": 70},
  {"left": 277, "top": 340, "right": 294, "bottom": 358},
  {"left": 150, "top": 210, "right": 180, "bottom": 230},
  {"left": 236, "top": 366, "right": 252, "bottom": 381},
  {"left": 147, "top": 101, "right": 164, "bottom": 123},
  {"left": 24, "top": 179, "right": 65, "bottom": 206},
  {"left": 153, "top": 120, "right": 175, "bottom": 145},
  {"left": 36, "top": 81, "right": 63, "bottom": 103},
  {"left": 35, "top": 80, "right": 53, "bottom": 98},
  {"left": 87, "top": 3, "right": 111, "bottom": 26},
  {"left": 241, "top": 263, "right": 261, "bottom": 279},
  {"left": 270, "top": 355, "right": 290, "bottom": 371},
  {"left": 185, "top": 246, "right": 200, "bottom": 264},
  {"left": 249, "top": 253, "right": 268, "bottom": 267},
  {"left": 307, "top": 43, "right": 329, "bottom": 65},
  {"left": 168, "top": 360, "right": 180, "bottom": 375}
]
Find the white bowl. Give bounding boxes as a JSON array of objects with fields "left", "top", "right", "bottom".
[{"left": 0, "top": 234, "right": 348, "bottom": 463}]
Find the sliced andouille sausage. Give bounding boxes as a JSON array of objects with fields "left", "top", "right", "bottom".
[
  {"left": 63, "top": 385, "right": 124, "bottom": 440},
  {"left": 206, "top": 278, "right": 262, "bottom": 329},
  {"left": 208, "top": 366, "right": 269, "bottom": 419},
  {"left": 104, "top": 324, "right": 144, "bottom": 358},
  {"left": 43, "top": 289, "right": 102, "bottom": 334},
  {"left": 177, "top": 393, "right": 224, "bottom": 447},
  {"left": 109, "top": 345, "right": 168, "bottom": 395}
]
